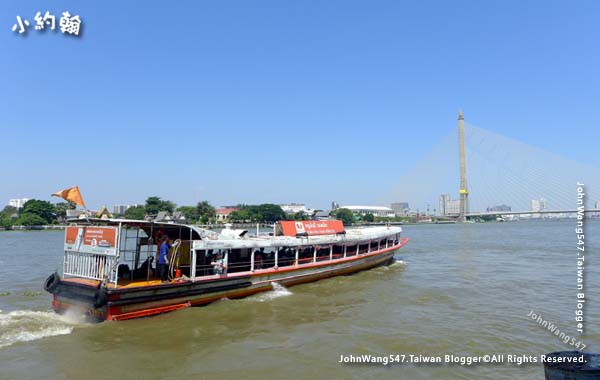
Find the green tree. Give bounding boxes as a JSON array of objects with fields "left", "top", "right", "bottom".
[
  {"left": 124, "top": 205, "right": 146, "bottom": 220},
  {"left": 0, "top": 206, "right": 18, "bottom": 229},
  {"left": 145, "top": 196, "right": 175, "bottom": 215},
  {"left": 228, "top": 209, "right": 250, "bottom": 222},
  {"left": 227, "top": 204, "right": 286, "bottom": 223},
  {"left": 257, "top": 204, "right": 286, "bottom": 222},
  {"left": 292, "top": 211, "right": 309, "bottom": 220},
  {"left": 361, "top": 213, "right": 375, "bottom": 222},
  {"left": 1, "top": 205, "right": 18, "bottom": 217},
  {"left": 0, "top": 214, "right": 13, "bottom": 229},
  {"left": 332, "top": 208, "right": 354, "bottom": 226},
  {"left": 15, "top": 213, "right": 47, "bottom": 226},
  {"left": 196, "top": 201, "right": 216, "bottom": 224},
  {"left": 21, "top": 200, "right": 56, "bottom": 224},
  {"left": 177, "top": 206, "right": 199, "bottom": 222}
]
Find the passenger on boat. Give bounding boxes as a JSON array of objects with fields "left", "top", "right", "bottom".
[
  {"left": 253, "top": 250, "right": 263, "bottom": 269},
  {"left": 211, "top": 252, "right": 227, "bottom": 275},
  {"left": 132, "top": 256, "right": 154, "bottom": 280},
  {"left": 279, "top": 248, "right": 294, "bottom": 266},
  {"left": 158, "top": 236, "right": 171, "bottom": 282}
]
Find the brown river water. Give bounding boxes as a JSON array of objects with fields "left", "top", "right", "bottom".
[{"left": 0, "top": 219, "right": 598, "bottom": 380}]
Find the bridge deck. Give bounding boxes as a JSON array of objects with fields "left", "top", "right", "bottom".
[{"left": 466, "top": 209, "right": 600, "bottom": 217}]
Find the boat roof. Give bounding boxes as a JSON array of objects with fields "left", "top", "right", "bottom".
[
  {"left": 197, "top": 225, "right": 403, "bottom": 249},
  {"left": 67, "top": 217, "right": 190, "bottom": 228},
  {"left": 65, "top": 218, "right": 402, "bottom": 247},
  {"left": 66, "top": 217, "right": 209, "bottom": 240}
]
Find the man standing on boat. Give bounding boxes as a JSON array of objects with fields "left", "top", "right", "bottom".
[
  {"left": 211, "top": 252, "right": 227, "bottom": 276},
  {"left": 158, "top": 235, "right": 171, "bottom": 282}
]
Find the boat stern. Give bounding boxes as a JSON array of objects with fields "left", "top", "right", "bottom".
[{"left": 45, "top": 273, "right": 107, "bottom": 321}]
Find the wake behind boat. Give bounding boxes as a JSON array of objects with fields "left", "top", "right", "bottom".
[{"left": 44, "top": 219, "right": 409, "bottom": 321}]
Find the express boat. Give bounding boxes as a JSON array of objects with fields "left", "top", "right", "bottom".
[{"left": 44, "top": 218, "right": 409, "bottom": 321}]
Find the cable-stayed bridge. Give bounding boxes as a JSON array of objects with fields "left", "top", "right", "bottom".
[{"left": 387, "top": 113, "right": 600, "bottom": 221}]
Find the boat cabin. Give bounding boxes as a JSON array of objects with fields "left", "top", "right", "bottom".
[{"left": 61, "top": 218, "right": 402, "bottom": 287}]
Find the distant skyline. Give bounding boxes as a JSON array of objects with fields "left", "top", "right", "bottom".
[{"left": 2, "top": 1, "right": 600, "bottom": 210}]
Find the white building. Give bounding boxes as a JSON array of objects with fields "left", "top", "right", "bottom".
[
  {"left": 391, "top": 202, "right": 410, "bottom": 216},
  {"left": 216, "top": 207, "right": 239, "bottom": 223},
  {"left": 446, "top": 200, "right": 461, "bottom": 216},
  {"left": 8, "top": 198, "right": 29, "bottom": 209},
  {"left": 113, "top": 204, "right": 131, "bottom": 215},
  {"left": 439, "top": 194, "right": 449, "bottom": 216},
  {"left": 439, "top": 195, "right": 460, "bottom": 216},
  {"left": 531, "top": 200, "right": 540, "bottom": 212},
  {"left": 340, "top": 205, "right": 395, "bottom": 218},
  {"left": 531, "top": 198, "right": 547, "bottom": 212}
]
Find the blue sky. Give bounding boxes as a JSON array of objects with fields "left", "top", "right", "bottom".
[{"left": 2, "top": 0, "right": 599, "bottom": 210}]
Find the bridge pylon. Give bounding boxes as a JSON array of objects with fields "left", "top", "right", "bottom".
[{"left": 458, "top": 111, "right": 469, "bottom": 222}]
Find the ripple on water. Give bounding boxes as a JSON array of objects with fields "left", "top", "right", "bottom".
[
  {"left": 0, "top": 309, "right": 86, "bottom": 349},
  {"left": 246, "top": 282, "right": 293, "bottom": 303}
]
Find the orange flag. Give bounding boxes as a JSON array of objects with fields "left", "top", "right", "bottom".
[{"left": 52, "top": 186, "right": 86, "bottom": 208}]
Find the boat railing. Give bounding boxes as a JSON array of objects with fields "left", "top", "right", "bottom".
[
  {"left": 64, "top": 250, "right": 116, "bottom": 281},
  {"left": 195, "top": 235, "right": 402, "bottom": 277},
  {"left": 202, "top": 255, "right": 330, "bottom": 274},
  {"left": 189, "top": 233, "right": 402, "bottom": 279},
  {"left": 118, "top": 245, "right": 381, "bottom": 278}
]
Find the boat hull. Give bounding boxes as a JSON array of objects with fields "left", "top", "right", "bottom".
[{"left": 50, "top": 239, "right": 408, "bottom": 321}]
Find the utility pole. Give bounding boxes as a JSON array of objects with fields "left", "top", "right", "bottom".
[{"left": 458, "top": 111, "right": 469, "bottom": 222}]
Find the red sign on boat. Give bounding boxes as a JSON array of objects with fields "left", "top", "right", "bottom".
[
  {"left": 277, "top": 220, "right": 345, "bottom": 237},
  {"left": 64, "top": 226, "right": 118, "bottom": 255}
]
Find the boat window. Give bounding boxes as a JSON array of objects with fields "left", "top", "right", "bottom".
[
  {"left": 346, "top": 244, "right": 357, "bottom": 257},
  {"left": 297, "top": 247, "right": 313, "bottom": 265},
  {"left": 358, "top": 243, "right": 369, "bottom": 254},
  {"left": 195, "top": 249, "right": 214, "bottom": 277},
  {"left": 204, "top": 249, "right": 231, "bottom": 275},
  {"left": 228, "top": 248, "right": 251, "bottom": 273},
  {"left": 117, "top": 227, "right": 157, "bottom": 282},
  {"left": 278, "top": 247, "right": 295, "bottom": 267},
  {"left": 369, "top": 240, "right": 378, "bottom": 252},
  {"left": 332, "top": 245, "right": 344, "bottom": 259},
  {"left": 256, "top": 247, "right": 277, "bottom": 269},
  {"left": 316, "top": 246, "right": 330, "bottom": 262}
]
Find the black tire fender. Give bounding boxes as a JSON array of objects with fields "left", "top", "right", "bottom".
[
  {"left": 44, "top": 272, "right": 60, "bottom": 293},
  {"left": 93, "top": 287, "right": 107, "bottom": 308}
]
